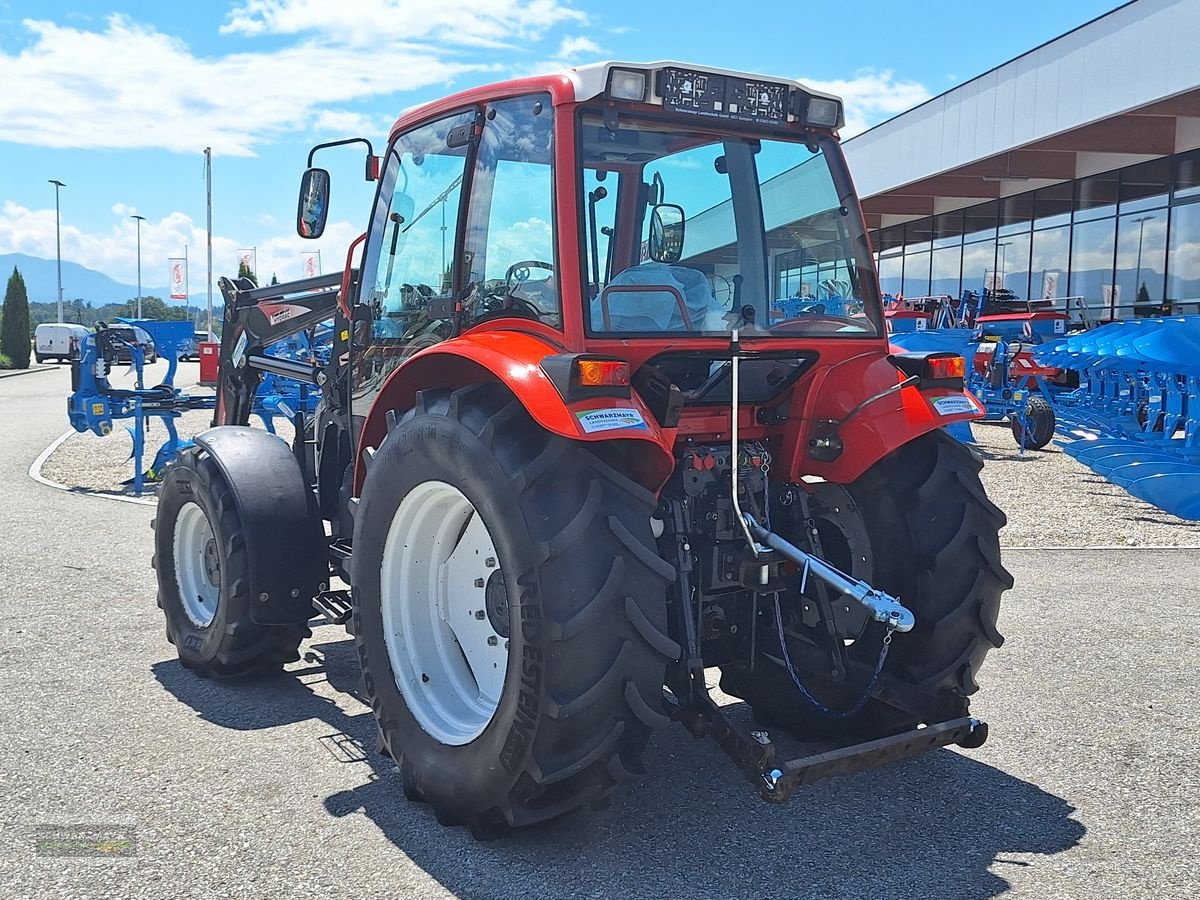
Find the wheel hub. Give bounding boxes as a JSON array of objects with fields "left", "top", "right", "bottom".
[
  {"left": 484, "top": 570, "right": 510, "bottom": 638},
  {"left": 202, "top": 537, "right": 220, "bottom": 586}
]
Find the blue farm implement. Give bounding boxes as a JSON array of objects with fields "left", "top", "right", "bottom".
[
  {"left": 889, "top": 327, "right": 1058, "bottom": 452},
  {"left": 1033, "top": 315, "right": 1200, "bottom": 521},
  {"left": 67, "top": 310, "right": 330, "bottom": 494}
]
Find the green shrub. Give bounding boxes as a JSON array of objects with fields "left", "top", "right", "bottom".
[{"left": 0, "top": 353, "right": 12, "bottom": 369}]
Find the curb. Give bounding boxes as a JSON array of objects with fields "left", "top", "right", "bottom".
[
  {"left": 28, "top": 429, "right": 156, "bottom": 507},
  {"left": 0, "top": 365, "right": 58, "bottom": 379}
]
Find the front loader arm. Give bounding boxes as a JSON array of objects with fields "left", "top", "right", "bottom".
[{"left": 214, "top": 272, "right": 345, "bottom": 426}]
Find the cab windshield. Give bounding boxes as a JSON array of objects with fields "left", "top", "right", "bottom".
[{"left": 578, "top": 112, "right": 880, "bottom": 338}]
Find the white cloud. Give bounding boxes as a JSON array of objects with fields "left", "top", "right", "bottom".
[
  {"left": 801, "top": 69, "right": 932, "bottom": 138},
  {"left": 222, "top": 0, "right": 585, "bottom": 46},
  {"left": 0, "top": 200, "right": 359, "bottom": 297},
  {"left": 556, "top": 35, "right": 602, "bottom": 58},
  {"left": 311, "top": 109, "right": 390, "bottom": 136},
  {"left": 0, "top": 3, "right": 586, "bottom": 156}
]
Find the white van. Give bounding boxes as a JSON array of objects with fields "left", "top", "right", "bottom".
[{"left": 34, "top": 323, "right": 90, "bottom": 363}]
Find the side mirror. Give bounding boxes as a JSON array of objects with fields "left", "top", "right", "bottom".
[
  {"left": 649, "top": 203, "right": 685, "bottom": 264},
  {"left": 297, "top": 167, "right": 330, "bottom": 239}
]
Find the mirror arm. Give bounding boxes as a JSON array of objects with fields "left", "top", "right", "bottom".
[{"left": 306, "top": 137, "right": 379, "bottom": 181}]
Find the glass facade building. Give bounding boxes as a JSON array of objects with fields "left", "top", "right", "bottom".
[{"left": 871, "top": 148, "right": 1200, "bottom": 320}]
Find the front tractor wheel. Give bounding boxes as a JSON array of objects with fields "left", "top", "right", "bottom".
[
  {"left": 352, "top": 384, "right": 677, "bottom": 837},
  {"left": 722, "top": 429, "right": 1013, "bottom": 741},
  {"left": 154, "top": 445, "right": 311, "bottom": 678}
]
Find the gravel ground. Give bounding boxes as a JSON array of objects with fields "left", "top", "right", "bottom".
[{"left": 970, "top": 421, "right": 1200, "bottom": 547}]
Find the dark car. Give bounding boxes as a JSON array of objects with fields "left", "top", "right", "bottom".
[{"left": 103, "top": 325, "right": 158, "bottom": 364}]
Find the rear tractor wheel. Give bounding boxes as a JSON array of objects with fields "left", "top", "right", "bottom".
[
  {"left": 722, "top": 430, "right": 1012, "bottom": 742},
  {"left": 352, "top": 384, "right": 678, "bottom": 837}
]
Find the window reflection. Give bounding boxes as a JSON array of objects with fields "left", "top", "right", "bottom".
[
  {"left": 902, "top": 251, "right": 930, "bottom": 297},
  {"left": 878, "top": 253, "right": 903, "bottom": 297},
  {"left": 1075, "top": 171, "right": 1119, "bottom": 222},
  {"left": 930, "top": 245, "right": 961, "bottom": 296},
  {"left": 1069, "top": 218, "right": 1115, "bottom": 318},
  {"left": 1115, "top": 212, "right": 1166, "bottom": 315},
  {"left": 996, "top": 233, "right": 1030, "bottom": 299},
  {"left": 1167, "top": 203, "right": 1200, "bottom": 311},
  {"left": 1031, "top": 225, "right": 1070, "bottom": 300}
]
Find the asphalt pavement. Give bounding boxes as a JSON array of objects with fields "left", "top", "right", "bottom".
[{"left": 0, "top": 364, "right": 1196, "bottom": 899}]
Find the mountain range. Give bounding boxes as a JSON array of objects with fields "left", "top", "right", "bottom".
[{"left": 1, "top": 253, "right": 173, "bottom": 304}]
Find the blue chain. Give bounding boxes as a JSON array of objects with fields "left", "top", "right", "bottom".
[{"left": 772, "top": 593, "right": 894, "bottom": 719}]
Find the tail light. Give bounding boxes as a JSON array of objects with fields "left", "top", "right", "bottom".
[
  {"left": 923, "top": 355, "right": 966, "bottom": 382},
  {"left": 541, "top": 353, "right": 632, "bottom": 400},
  {"left": 574, "top": 358, "right": 630, "bottom": 388},
  {"left": 890, "top": 351, "right": 966, "bottom": 389}
]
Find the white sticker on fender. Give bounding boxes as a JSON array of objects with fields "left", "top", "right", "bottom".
[
  {"left": 576, "top": 408, "right": 648, "bottom": 433},
  {"left": 931, "top": 394, "right": 977, "bottom": 416}
]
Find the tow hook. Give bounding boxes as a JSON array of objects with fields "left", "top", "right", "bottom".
[{"left": 743, "top": 514, "right": 916, "bottom": 632}]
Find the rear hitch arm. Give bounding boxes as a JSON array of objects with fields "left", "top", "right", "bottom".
[
  {"left": 743, "top": 514, "right": 915, "bottom": 632},
  {"left": 726, "top": 332, "right": 916, "bottom": 633}
]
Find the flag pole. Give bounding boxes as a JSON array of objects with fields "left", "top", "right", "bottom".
[
  {"left": 205, "top": 147, "right": 213, "bottom": 336},
  {"left": 184, "top": 244, "right": 190, "bottom": 318}
]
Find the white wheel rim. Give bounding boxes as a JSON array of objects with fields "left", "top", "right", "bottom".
[
  {"left": 173, "top": 501, "right": 220, "bottom": 628},
  {"left": 380, "top": 481, "right": 509, "bottom": 746}
]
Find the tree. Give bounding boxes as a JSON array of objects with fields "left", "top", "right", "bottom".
[
  {"left": 1, "top": 267, "right": 31, "bottom": 368},
  {"left": 123, "top": 295, "right": 188, "bottom": 322},
  {"left": 238, "top": 260, "right": 258, "bottom": 287},
  {"left": 270, "top": 273, "right": 279, "bottom": 286}
]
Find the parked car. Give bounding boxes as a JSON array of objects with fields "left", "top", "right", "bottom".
[
  {"left": 34, "top": 323, "right": 90, "bottom": 363},
  {"left": 179, "top": 330, "right": 216, "bottom": 361},
  {"left": 101, "top": 324, "right": 158, "bottom": 364}
]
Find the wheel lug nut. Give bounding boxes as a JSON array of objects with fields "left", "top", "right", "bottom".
[
  {"left": 484, "top": 557, "right": 497, "bottom": 568},
  {"left": 487, "top": 636, "right": 498, "bottom": 646},
  {"left": 475, "top": 610, "right": 486, "bottom": 620},
  {"left": 474, "top": 578, "right": 485, "bottom": 588}
]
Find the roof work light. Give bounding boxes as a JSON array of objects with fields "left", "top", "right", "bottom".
[{"left": 607, "top": 68, "right": 648, "bottom": 102}]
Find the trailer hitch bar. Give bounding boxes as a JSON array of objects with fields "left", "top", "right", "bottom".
[{"left": 742, "top": 514, "right": 916, "bottom": 633}]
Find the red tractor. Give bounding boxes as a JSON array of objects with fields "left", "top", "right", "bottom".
[{"left": 153, "top": 62, "right": 1012, "bottom": 837}]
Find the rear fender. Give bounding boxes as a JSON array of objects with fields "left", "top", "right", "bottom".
[
  {"left": 781, "top": 350, "right": 984, "bottom": 484},
  {"left": 356, "top": 331, "right": 676, "bottom": 492}
]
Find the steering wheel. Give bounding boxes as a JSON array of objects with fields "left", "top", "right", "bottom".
[
  {"left": 505, "top": 260, "right": 554, "bottom": 293},
  {"left": 769, "top": 313, "right": 872, "bottom": 334},
  {"left": 497, "top": 259, "right": 555, "bottom": 319}
]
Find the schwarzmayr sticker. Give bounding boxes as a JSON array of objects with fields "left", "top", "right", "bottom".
[
  {"left": 575, "top": 408, "right": 648, "bottom": 433},
  {"left": 931, "top": 394, "right": 977, "bottom": 416}
]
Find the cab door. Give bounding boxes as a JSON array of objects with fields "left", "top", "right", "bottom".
[{"left": 351, "top": 108, "right": 478, "bottom": 412}]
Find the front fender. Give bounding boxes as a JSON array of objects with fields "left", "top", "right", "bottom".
[{"left": 356, "top": 331, "right": 676, "bottom": 492}]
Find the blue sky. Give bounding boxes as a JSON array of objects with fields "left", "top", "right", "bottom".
[{"left": 0, "top": 0, "right": 1124, "bottom": 300}]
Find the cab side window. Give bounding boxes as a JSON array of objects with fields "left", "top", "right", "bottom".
[
  {"left": 462, "top": 94, "right": 559, "bottom": 329},
  {"left": 353, "top": 109, "right": 475, "bottom": 401}
]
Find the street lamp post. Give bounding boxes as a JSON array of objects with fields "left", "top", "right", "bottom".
[
  {"left": 1132, "top": 214, "right": 1156, "bottom": 313},
  {"left": 131, "top": 214, "right": 146, "bottom": 318},
  {"left": 49, "top": 180, "right": 65, "bottom": 323}
]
